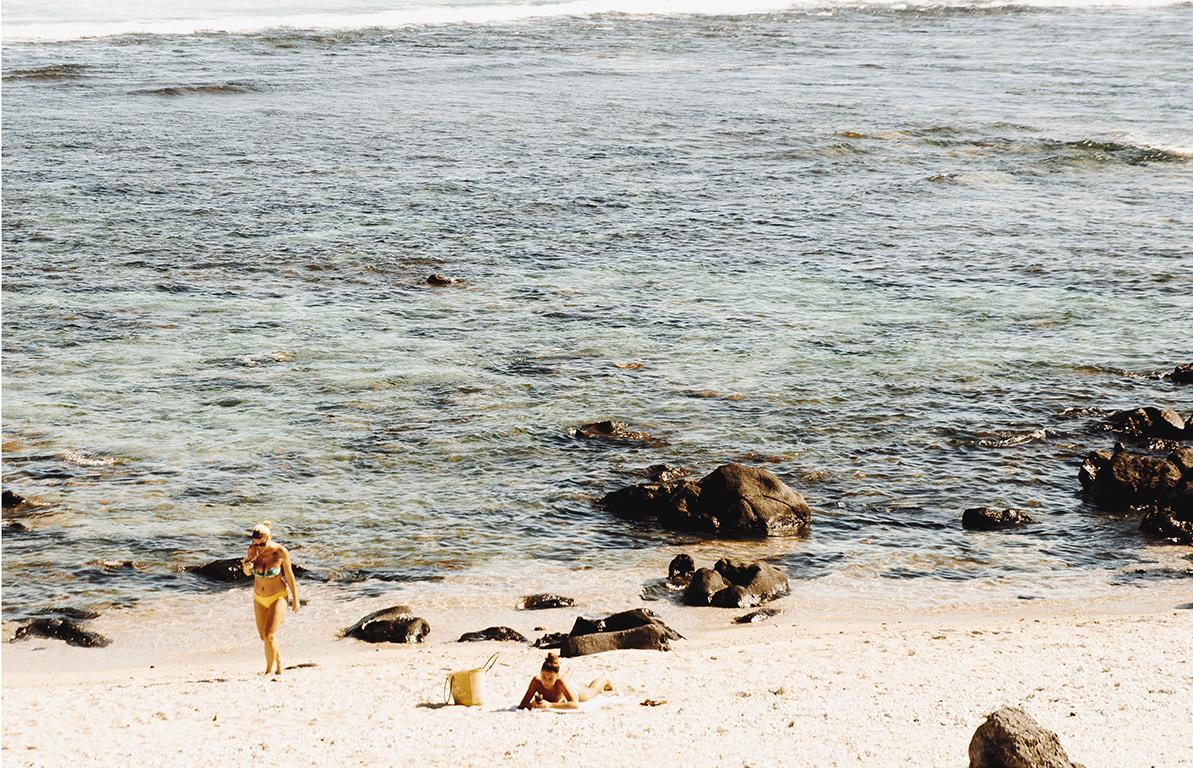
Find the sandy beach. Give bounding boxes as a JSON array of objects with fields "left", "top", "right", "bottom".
[{"left": 4, "top": 581, "right": 1190, "bottom": 768}]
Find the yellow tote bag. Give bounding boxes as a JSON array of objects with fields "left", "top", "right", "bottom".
[{"left": 444, "top": 653, "right": 498, "bottom": 707}]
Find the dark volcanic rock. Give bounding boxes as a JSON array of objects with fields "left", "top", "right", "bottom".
[
  {"left": 518, "top": 593, "right": 575, "bottom": 610},
  {"left": 734, "top": 608, "right": 782, "bottom": 624},
  {"left": 645, "top": 464, "right": 691, "bottom": 484},
  {"left": 1081, "top": 445, "right": 1184, "bottom": 508},
  {"left": 458, "top": 626, "right": 527, "bottom": 643},
  {"left": 13, "top": 618, "right": 111, "bottom": 648},
  {"left": 968, "top": 706, "right": 1083, "bottom": 768},
  {"left": 426, "top": 273, "right": 464, "bottom": 287},
  {"left": 962, "top": 507, "right": 1035, "bottom": 531},
  {"left": 1169, "top": 363, "right": 1193, "bottom": 384},
  {"left": 1107, "top": 407, "right": 1187, "bottom": 440},
  {"left": 603, "top": 463, "right": 812, "bottom": 537},
  {"left": 667, "top": 553, "right": 695, "bottom": 584},
  {"left": 187, "top": 557, "right": 311, "bottom": 583},
  {"left": 560, "top": 623, "right": 673, "bottom": 657},
  {"left": 557, "top": 609, "right": 681, "bottom": 657},
  {"left": 532, "top": 632, "right": 569, "bottom": 649},
  {"left": 1078, "top": 449, "right": 1113, "bottom": 489},
  {"left": 3, "top": 489, "right": 28, "bottom": 510},
  {"left": 711, "top": 558, "right": 790, "bottom": 608},
  {"left": 683, "top": 568, "right": 731, "bottom": 606},
  {"left": 343, "top": 606, "right": 429, "bottom": 643},
  {"left": 1140, "top": 502, "right": 1193, "bottom": 545},
  {"left": 571, "top": 420, "right": 662, "bottom": 445}
]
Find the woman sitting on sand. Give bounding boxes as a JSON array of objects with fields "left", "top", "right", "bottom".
[
  {"left": 240, "top": 521, "right": 298, "bottom": 675},
  {"left": 517, "top": 653, "right": 613, "bottom": 710}
]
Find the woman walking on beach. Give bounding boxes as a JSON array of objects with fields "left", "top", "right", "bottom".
[
  {"left": 518, "top": 653, "right": 613, "bottom": 710},
  {"left": 241, "top": 521, "right": 298, "bottom": 675}
]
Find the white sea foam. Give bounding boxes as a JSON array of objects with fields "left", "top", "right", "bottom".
[{"left": 2, "top": 0, "right": 1186, "bottom": 42}]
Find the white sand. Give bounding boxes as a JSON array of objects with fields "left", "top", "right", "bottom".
[{"left": 3, "top": 582, "right": 1191, "bottom": 768}]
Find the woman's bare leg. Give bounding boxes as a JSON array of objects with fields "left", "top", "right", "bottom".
[
  {"left": 578, "top": 677, "right": 613, "bottom": 702},
  {"left": 253, "top": 599, "right": 270, "bottom": 673},
  {"left": 263, "top": 599, "right": 288, "bottom": 675}
]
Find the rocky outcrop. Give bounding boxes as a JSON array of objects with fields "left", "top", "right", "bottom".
[
  {"left": 558, "top": 609, "right": 681, "bottom": 657},
  {"left": 968, "top": 706, "right": 1084, "bottom": 768},
  {"left": 518, "top": 593, "right": 575, "bottom": 610},
  {"left": 3, "top": 489, "right": 28, "bottom": 510},
  {"left": 571, "top": 420, "right": 663, "bottom": 445},
  {"left": 1079, "top": 444, "right": 1186, "bottom": 508},
  {"left": 962, "top": 507, "right": 1035, "bottom": 531},
  {"left": 187, "top": 557, "right": 310, "bottom": 582},
  {"left": 682, "top": 558, "right": 789, "bottom": 609},
  {"left": 343, "top": 606, "right": 430, "bottom": 643},
  {"left": 12, "top": 618, "right": 111, "bottom": 648},
  {"left": 603, "top": 463, "right": 812, "bottom": 537},
  {"left": 667, "top": 554, "right": 695, "bottom": 584},
  {"left": 1106, "top": 407, "right": 1187, "bottom": 440},
  {"left": 1140, "top": 504, "right": 1193, "bottom": 545},
  {"left": 458, "top": 626, "right": 527, "bottom": 643}
]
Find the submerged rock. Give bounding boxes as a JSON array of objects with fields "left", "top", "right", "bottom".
[
  {"left": 458, "top": 626, "right": 527, "bottom": 643},
  {"left": 343, "top": 606, "right": 429, "bottom": 643},
  {"left": 426, "top": 273, "right": 465, "bottom": 287},
  {"left": 603, "top": 463, "right": 812, "bottom": 537},
  {"left": 13, "top": 618, "right": 111, "bottom": 648},
  {"left": 962, "top": 507, "right": 1035, "bottom": 531},
  {"left": 518, "top": 593, "right": 575, "bottom": 610},
  {"left": 968, "top": 706, "right": 1083, "bottom": 768},
  {"left": 3, "top": 489, "right": 28, "bottom": 510},
  {"left": 571, "top": 420, "right": 663, "bottom": 445}
]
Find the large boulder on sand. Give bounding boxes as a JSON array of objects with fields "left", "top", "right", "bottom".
[
  {"left": 558, "top": 609, "right": 681, "bottom": 657},
  {"left": 458, "top": 626, "right": 527, "bottom": 643},
  {"left": 603, "top": 463, "right": 811, "bottom": 537},
  {"left": 968, "top": 706, "right": 1084, "bottom": 768},
  {"left": 343, "top": 606, "right": 430, "bottom": 643}
]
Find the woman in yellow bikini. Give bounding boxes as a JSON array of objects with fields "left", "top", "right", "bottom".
[{"left": 240, "top": 521, "right": 298, "bottom": 675}]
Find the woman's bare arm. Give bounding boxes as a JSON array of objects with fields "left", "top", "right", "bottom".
[
  {"left": 518, "top": 678, "right": 543, "bottom": 710},
  {"left": 281, "top": 547, "right": 298, "bottom": 612}
]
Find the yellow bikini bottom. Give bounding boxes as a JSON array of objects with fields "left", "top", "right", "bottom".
[{"left": 253, "top": 590, "right": 288, "bottom": 609}]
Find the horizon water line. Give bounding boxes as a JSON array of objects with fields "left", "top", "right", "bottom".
[{"left": 2, "top": 0, "right": 1189, "bottom": 43}]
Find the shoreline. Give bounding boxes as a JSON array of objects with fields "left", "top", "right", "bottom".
[{"left": 4, "top": 581, "right": 1190, "bottom": 767}]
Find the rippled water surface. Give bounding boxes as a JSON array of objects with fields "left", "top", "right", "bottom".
[{"left": 3, "top": 3, "right": 1193, "bottom": 621}]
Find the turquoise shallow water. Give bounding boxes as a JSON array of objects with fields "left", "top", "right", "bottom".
[{"left": 3, "top": 4, "right": 1192, "bottom": 621}]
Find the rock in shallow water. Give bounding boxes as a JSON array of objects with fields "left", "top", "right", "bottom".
[
  {"left": 1169, "top": 363, "right": 1193, "bottom": 384},
  {"left": 343, "top": 606, "right": 430, "bottom": 643},
  {"left": 968, "top": 706, "right": 1084, "bottom": 768},
  {"left": 734, "top": 608, "right": 782, "bottom": 624},
  {"left": 603, "top": 463, "right": 812, "bottom": 537},
  {"left": 962, "top": 507, "right": 1035, "bottom": 531},
  {"left": 13, "top": 618, "right": 111, "bottom": 648},
  {"left": 1140, "top": 505, "right": 1193, "bottom": 545},
  {"left": 571, "top": 420, "right": 663, "bottom": 445},
  {"left": 1106, "top": 407, "right": 1187, "bottom": 440},
  {"left": 186, "top": 557, "right": 313, "bottom": 583},
  {"left": 1079, "top": 445, "right": 1185, "bottom": 509}
]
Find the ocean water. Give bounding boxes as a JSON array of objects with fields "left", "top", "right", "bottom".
[{"left": 3, "top": 0, "right": 1192, "bottom": 625}]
